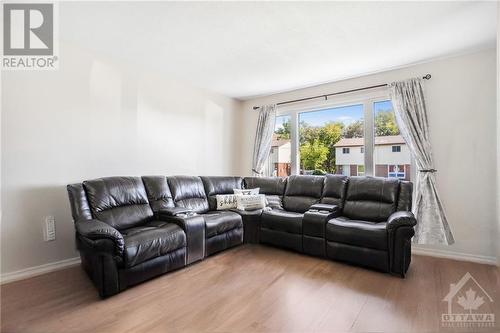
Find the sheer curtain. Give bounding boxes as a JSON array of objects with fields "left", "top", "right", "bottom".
[
  {"left": 252, "top": 104, "right": 276, "bottom": 176},
  {"left": 389, "top": 78, "right": 455, "bottom": 245}
]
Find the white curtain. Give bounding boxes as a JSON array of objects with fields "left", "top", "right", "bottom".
[
  {"left": 252, "top": 104, "right": 276, "bottom": 176},
  {"left": 389, "top": 78, "right": 455, "bottom": 245}
]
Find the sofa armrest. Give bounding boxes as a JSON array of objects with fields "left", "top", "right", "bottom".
[
  {"left": 158, "top": 207, "right": 194, "bottom": 217},
  {"left": 386, "top": 211, "right": 416, "bottom": 277},
  {"left": 159, "top": 215, "right": 205, "bottom": 264},
  {"left": 387, "top": 211, "right": 417, "bottom": 231},
  {"left": 309, "top": 203, "right": 340, "bottom": 214},
  {"left": 75, "top": 219, "right": 124, "bottom": 255}
]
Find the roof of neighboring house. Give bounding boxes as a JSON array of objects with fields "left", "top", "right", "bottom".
[
  {"left": 272, "top": 139, "right": 290, "bottom": 147},
  {"left": 334, "top": 135, "right": 406, "bottom": 147},
  {"left": 272, "top": 134, "right": 290, "bottom": 147}
]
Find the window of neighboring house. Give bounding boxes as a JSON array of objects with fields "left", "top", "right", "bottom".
[
  {"left": 373, "top": 100, "right": 412, "bottom": 181},
  {"left": 298, "top": 104, "right": 364, "bottom": 175},
  {"left": 357, "top": 165, "right": 365, "bottom": 176},
  {"left": 265, "top": 115, "right": 292, "bottom": 177},
  {"left": 392, "top": 145, "right": 401, "bottom": 152},
  {"left": 388, "top": 164, "right": 405, "bottom": 179},
  {"left": 360, "top": 147, "right": 364, "bottom": 153}
]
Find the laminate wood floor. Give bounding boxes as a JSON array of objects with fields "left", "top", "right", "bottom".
[{"left": 1, "top": 245, "right": 499, "bottom": 333}]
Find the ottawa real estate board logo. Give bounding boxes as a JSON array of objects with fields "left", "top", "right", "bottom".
[
  {"left": 442, "top": 272, "right": 495, "bottom": 329},
  {"left": 2, "top": 2, "right": 58, "bottom": 70}
]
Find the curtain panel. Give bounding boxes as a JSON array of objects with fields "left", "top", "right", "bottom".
[
  {"left": 252, "top": 104, "right": 277, "bottom": 176},
  {"left": 389, "top": 78, "right": 454, "bottom": 245}
]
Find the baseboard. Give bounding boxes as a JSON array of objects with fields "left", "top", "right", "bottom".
[
  {"left": 412, "top": 247, "right": 497, "bottom": 265},
  {"left": 0, "top": 257, "right": 81, "bottom": 285}
]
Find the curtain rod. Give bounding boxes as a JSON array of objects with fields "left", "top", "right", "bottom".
[{"left": 252, "top": 74, "right": 431, "bottom": 110}]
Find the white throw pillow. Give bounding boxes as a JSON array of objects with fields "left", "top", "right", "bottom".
[
  {"left": 215, "top": 194, "right": 237, "bottom": 210},
  {"left": 234, "top": 188, "right": 260, "bottom": 195},
  {"left": 236, "top": 194, "right": 266, "bottom": 211}
]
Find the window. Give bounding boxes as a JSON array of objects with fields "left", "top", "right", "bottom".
[
  {"left": 298, "top": 104, "right": 364, "bottom": 175},
  {"left": 271, "top": 96, "right": 412, "bottom": 179},
  {"left": 357, "top": 165, "right": 365, "bottom": 176},
  {"left": 373, "top": 100, "right": 412, "bottom": 181},
  {"left": 388, "top": 165, "right": 406, "bottom": 179},
  {"left": 392, "top": 145, "right": 401, "bottom": 152},
  {"left": 265, "top": 115, "right": 291, "bottom": 177}
]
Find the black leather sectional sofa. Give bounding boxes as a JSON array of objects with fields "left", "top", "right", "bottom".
[{"left": 67, "top": 174, "right": 416, "bottom": 297}]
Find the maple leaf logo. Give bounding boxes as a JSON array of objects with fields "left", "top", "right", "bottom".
[{"left": 457, "top": 288, "right": 485, "bottom": 313}]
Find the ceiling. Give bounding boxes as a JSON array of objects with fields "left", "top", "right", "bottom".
[{"left": 61, "top": 1, "right": 497, "bottom": 100}]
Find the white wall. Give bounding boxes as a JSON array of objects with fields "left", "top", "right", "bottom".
[
  {"left": 239, "top": 49, "right": 497, "bottom": 260},
  {"left": 1, "top": 41, "right": 241, "bottom": 275},
  {"left": 497, "top": 3, "right": 500, "bottom": 265},
  {"left": 374, "top": 145, "right": 411, "bottom": 165},
  {"left": 335, "top": 147, "right": 364, "bottom": 165}
]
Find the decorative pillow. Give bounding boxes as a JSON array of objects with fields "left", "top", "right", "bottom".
[
  {"left": 236, "top": 194, "right": 266, "bottom": 211},
  {"left": 215, "top": 194, "right": 237, "bottom": 210},
  {"left": 234, "top": 188, "right": 259, "bottom": 195}
]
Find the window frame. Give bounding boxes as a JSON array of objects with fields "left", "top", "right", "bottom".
[
  {"left": 342, "top": 147, "right": 350, "bottom": 154},
  {"left": 274, "top": 88, "right": 393, "bottom": 177}
]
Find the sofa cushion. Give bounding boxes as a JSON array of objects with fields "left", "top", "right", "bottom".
[
  {"left": 283, "top": 175, "right": 324, "bottom": 213},
  {"left": 121, "top": 220, "right": 186, "bottom": 267},
  {"left": 244, "top": 177, "right": 286, "bottom": 209},
  {"left": 83, "top": 177, "right": 153, "bottom": 230},
  {"left": 168, "top": 176, "right": 209, "bottom": 214},
  {"left": 342, "top": 177, "right": 400, "bottom": 222},
  {"left": 321, "top": 174, "right": 348, "bottom": 209},
  {"left": 326, "top": 217, "right": 388, "bottom": 251},
  {"left": 203, "top": 211, "right": 243, "bottom": 238},
  {"left": 261, "top": 209, "right": 303, "bottom": 234},
  {"left": 201, "top": 176, "right": 244, "bottom": 210},
  {"left": 142, "top": 176, "right": 175, "bottom": 213}
]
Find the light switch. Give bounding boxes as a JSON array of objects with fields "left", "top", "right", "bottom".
[{"left": 43, "top": 216, "right": 56, "bottom": 241}]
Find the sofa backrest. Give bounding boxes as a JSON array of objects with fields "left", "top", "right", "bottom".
[
  {"left": 342, "top": 176, "right": 400, "bottom": 222},
  {"left": 397, "top": 181, "right": 413, "bottom": 212},
  {"left": 283, "top": 175, "right": 324, "bottom": 213},
  {"left": 320, "top": 174, "right": 348, "bottom": 209},
  {"left": 244, "top": 176, "right": 287, "bottom": 209},
  {"left": 82, "top": 177, "right": 153, "bottom": 230},
  {"left": 67, "top": 183, "right": 93, "bottom": 222},
  {"left": 200, "top": 176, "right": 244, "bottom": 211},
  {"left": 142, "top": 176, "right": 175, "bottom": 213},
  {"left": 167, "top": 176, "right": 209, "bottom": 214}
]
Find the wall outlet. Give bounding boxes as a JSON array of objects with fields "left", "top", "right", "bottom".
[{"left": 43, "top": 216, "right": 56, "bottom": 241}]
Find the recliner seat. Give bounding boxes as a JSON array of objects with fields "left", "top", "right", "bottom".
[
  {"left": 325, "top": 177, "right": 415, "bottom": 274},
  {"left": 67, "top": 177, "right": 188, "bottom": 297},
  {"left": 260, "top": 175, "right": 324, "bottom": 252},
  {"left": 68, "top": 174, "right": 416, "bottom": 298}
]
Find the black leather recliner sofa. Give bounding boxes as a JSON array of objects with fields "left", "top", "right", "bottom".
[{"left": 67, "top": 174, "right": 416, "bottom": 297}]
